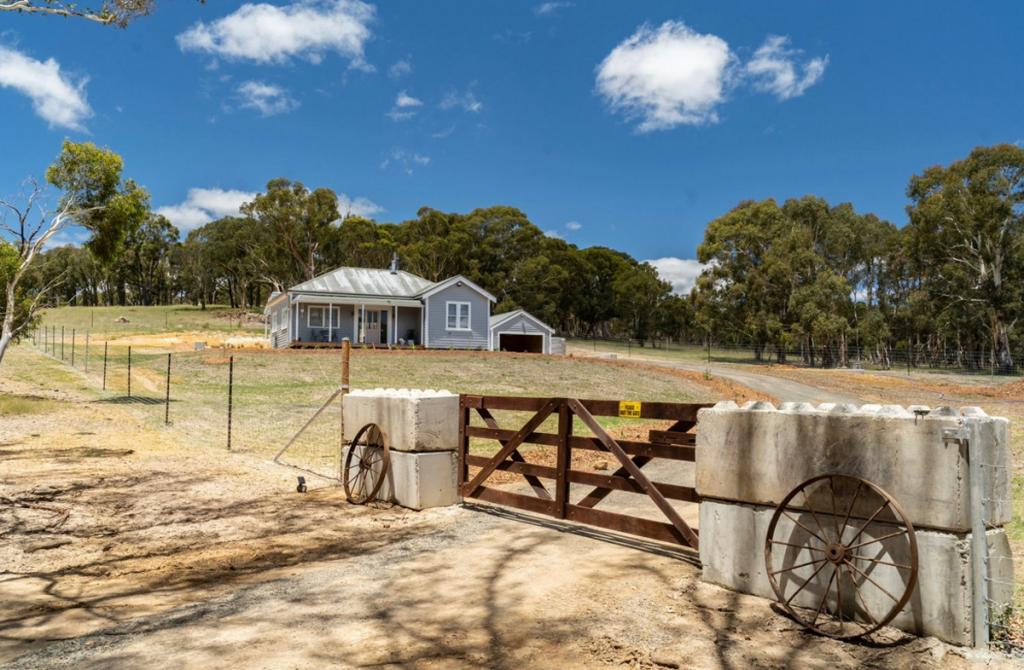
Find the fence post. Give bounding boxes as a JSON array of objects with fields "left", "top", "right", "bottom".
[
  {"left": 61, "top": 326, "right": 65, "bottom": 361},
  {"left": 227, "top": 355, "right": 234, "bottom": 450},
  {"left": 127, "top": 345, "right": 132, "bottom": 398},
  {"left": 966, "top": 421, "right": 990, "bottom": 648},
  {"left": 71, "top": 328, "right": 76, "bottom": 366},
  {"left": 85, "top": 332, "right": 90, "bottom": 372},
  {"left": 102, "top": 342, "right": 108, "bottom": 391},
  {"left": 164, "top": 353, "right": 172, "bottom": 425}
]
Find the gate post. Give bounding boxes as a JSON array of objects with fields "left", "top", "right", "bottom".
[
  {"left": 457, "top": 394, "right": 470, "bottom": 491},
  {"left": 555, "top": 398, "right": 572, "bottom": 519}
]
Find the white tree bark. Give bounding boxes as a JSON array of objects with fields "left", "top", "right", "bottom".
[{"left": 0, "top": 184, "right": 77, "bottom": 366}]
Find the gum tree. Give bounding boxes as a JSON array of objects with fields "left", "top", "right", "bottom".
[{"left": 0, "top": 141, "right": 146, "bottom": 365}]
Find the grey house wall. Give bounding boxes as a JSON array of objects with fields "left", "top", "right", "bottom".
[
  {"left": 424, "top": 284, "right": 490, "bottom": 349},
  {"left": 291, "top": 302, "right": 356, "bottom": 344},
  {"left": 490, "top": 313, "right": 550, "bottom": 353},
  {"left": 270, "top": 300, "right": 291, "bottom": 349}
]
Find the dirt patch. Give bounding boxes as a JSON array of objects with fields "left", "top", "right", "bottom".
[{"left": 105, "top": 331, "right": 268, "bottom": 350}]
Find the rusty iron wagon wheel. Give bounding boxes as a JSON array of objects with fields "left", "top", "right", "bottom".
[
  {"left": 343, "top": 422, "right": 391, "bottom": 505},
  {"left": 764, "top": 474, "right": 919, "bottom": 640}
]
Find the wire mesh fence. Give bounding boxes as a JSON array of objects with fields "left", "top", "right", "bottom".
[
  {"left": 978, "top": 438, "right": 1024, "bottom": 656},
  {"left": 572, "top": 337, "right": 1024, "bottom": 377},
  {"left": 30, "top": 327, "right": 349, "bottom": 481}
]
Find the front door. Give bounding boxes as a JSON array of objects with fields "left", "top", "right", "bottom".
[{"left": 364, "top": 310, "right": 388, "bottom": 345}]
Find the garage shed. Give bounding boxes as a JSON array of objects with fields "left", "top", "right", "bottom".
[{"left": 488, "top": 309, "right": 555, "bottom": 354}]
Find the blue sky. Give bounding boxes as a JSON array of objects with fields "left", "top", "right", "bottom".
[{"left": 1, "top": 1, "right": 1022, "bottom": 292}]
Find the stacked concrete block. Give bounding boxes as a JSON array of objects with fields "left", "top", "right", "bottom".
[
  {"left": 343, "top": 389, "right": 459, "bottom": 510},
  {"left": 695, "top": 400, "right": 1014, "bottom": 645}
]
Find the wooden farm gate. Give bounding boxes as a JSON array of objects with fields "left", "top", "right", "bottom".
[{"left": 458, "top": 395, "right": 710, "bottom": 550}]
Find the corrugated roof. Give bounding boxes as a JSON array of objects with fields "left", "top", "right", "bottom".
[{"left": 289, "top": 267, "right": 435, "bottom": 298}]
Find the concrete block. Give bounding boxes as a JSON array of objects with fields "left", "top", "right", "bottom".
[
  {"left": 699, "top": 499, "right": 1014, "bottom": 645},
  {"left": 343, "top": 388, "right": 459, "bottom": 453},
  {"left": 345, "top": 445, "right": 458, "bottom": 510},
  {"left": 695, "top": 405, "right": 1011, "bottom": 532}
]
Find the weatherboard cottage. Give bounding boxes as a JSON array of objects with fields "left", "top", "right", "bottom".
[{"left": 264, "top": 257, "right": 555, "bottom": 353}]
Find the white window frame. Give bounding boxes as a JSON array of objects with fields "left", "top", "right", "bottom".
[
  {"left": 446, "top": 301, "right": 471, "bottom": 331},
  {"left": 307, "top": 306, "right": 326, "bottom": 328}
]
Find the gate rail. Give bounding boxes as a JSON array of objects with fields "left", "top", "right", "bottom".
[{"left": 457, "top": 394, "right": 710, "bottom": 549}]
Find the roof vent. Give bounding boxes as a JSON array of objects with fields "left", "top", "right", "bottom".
[{"left": 390, "top": 252, "right": 399, "bottom": 274}]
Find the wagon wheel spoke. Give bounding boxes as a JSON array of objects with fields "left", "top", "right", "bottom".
[
  {"left": 846, "top": 528, "right": 907, "bottom": 551},
  {"left": 837, "top": 481, "right": 863, "bottom": 545},
  {"left": 811, "top": 566, "right": 838, "bottom": 627},
  {"left": 850, "top": 567, "right": 880, "bottom": 629},
  {"left": 770, "top": 557, "right": 828, "bottom": 576},
  {"left": 784, "top": 559, "right": 830, "bottom": 606},
  {"left": 768, "top": 540, "right": 826, "bottom": 552},
  {"left": 846, "top": 500, "right": 891, "bottom": 547},
  {"left": 849, "top": 554, "right": 914, "bottom": 571},
  {"left": 828, "top": 476, "right": 842, "bottom": 541},
  {"left": 781, "top": 511, "right": 829, "bottom": 546},
  {"left": 843, "top": 559, "right": 901, "bottom": 604},
  {"left": 801, "top": 488, "right": 833, "bottom": 544}
]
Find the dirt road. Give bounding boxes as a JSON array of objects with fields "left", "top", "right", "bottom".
[{"left": 570, "top": 348, "right": 864, "bottom": 405}]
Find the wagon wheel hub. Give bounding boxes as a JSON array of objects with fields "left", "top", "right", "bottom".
[{"left": 825, "top": 543, "right": 847, "bottom": 564}]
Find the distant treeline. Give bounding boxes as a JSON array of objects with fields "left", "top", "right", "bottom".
[{"left": 25, "top": 144, "right": 1024, "bottom": 371}]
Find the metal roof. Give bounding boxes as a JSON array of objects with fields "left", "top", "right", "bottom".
[
  {"left": 289, "top": 267, "right": 435, "bottom": 298},
  {"left": 489, "top": 309, "right": 555, "bottom": 333}
]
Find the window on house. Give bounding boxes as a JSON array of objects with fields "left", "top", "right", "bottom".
[
  {"left": 446, "top": 302, "right": 471, "bottom": 330},
  {"left": 308, "top": 306, "right": 325, "bottom": 328}
]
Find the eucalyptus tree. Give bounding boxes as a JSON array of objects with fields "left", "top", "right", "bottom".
[
  {"left": 906, "top": 144, "right": 1024, "bottom": 372},
  {"left": 0, "top": 141, "right": 145, "bottom": 364}
]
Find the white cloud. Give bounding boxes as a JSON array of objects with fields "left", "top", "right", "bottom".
[
  {"left": 156, "top": 187, "right": 257, "bottom": 233},
  {"left": 596, "top": 21, "right": 734, "bottom": 132},
  {"left": 431, "top": 125, "right": 455, "bottom": 139},
  {"left": 388, "top": 58, "right": 412, "bottom": 79},
  {"left": 237, "top": 81, "right": 298, "bottom": 116},
  {"left": 395, "top": 90, "right": 422, "bottom": 108},
  {"left": 176, "top": 0, "right": 374, "bottom": 66},
  {"left": 544, "top": 230, "right": 563, "bottom": 239},
  {"left": 534, "top": 2, "right": 572, "bottom": 16},
  {"left": 0, "top": 45, "right": 91, "bottom": 130},
  {"left": 386, "top": 90, "right": 423, "bottom": 121},
  {"left": 380, "top": 149, "right": 431, "bottom": 174},
  {"left": 564, "top": 220, "right": 582, "bottom": 231},
  {"left": 337, "top": 193, "right": 383, "bottom": 218},
  {"left": 440, "top": 88, "right": 483, "bottom": 113},
  {"left": 645, "top": 257, "right": 707, "bottom": 294},
  {"left": 745, "top": 35, "right": 828, "bottom": 100}
]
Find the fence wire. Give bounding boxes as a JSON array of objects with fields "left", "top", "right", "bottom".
[
  {"left": 575, "top": 337, "right": 1024, "bottom": 376},
  {"left": 30, "top": 328, "right": 348, "bottom": 481},
  {"left": 980, "top": 451, "right": 1024, "bottom": 656}
]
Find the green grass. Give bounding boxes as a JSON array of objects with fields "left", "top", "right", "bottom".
[
  {"left": 17, "top": 335, "right": 718, "bottom": 478},
  {"left": 36, "top": 304, "right": 264, "bottom": 338},
  {"left": 0, "top": 394, "right": 61, "bottom": 415}
]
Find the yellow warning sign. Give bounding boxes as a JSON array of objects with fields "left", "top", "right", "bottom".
[{"left": 618, "top": 401, "right": 642, "bottom": 418}]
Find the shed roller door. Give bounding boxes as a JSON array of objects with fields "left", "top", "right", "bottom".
[{"left": 498, "top": 333, "right": 543, "bottom": 353}]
